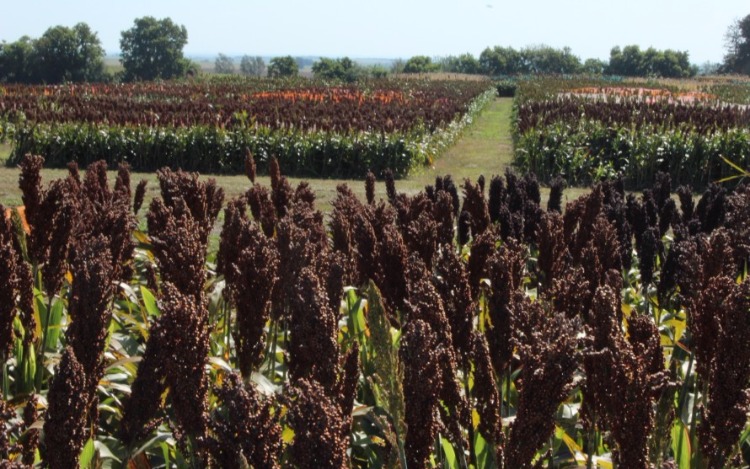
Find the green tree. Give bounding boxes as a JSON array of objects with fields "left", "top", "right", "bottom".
[
  {"left": 608, "top": 45, "right": 694, "bottom": 77},
  {"left": 440, "top": 53, "right": 481, "bottom": 74},
  {"left": 403, "top": 55, "right": 438, "bottom": 74},
  {"left": 479, "top": 46, "right": 525, "bottom": 75},
  {"left": 33, "top": 23, "right": 105, "bottom": 83},
  {"left": 723, "top": 14, "right": 750, "bottom": 74},
  {"left": 520, "top": 45, "right": 581, "bottom": 74},
  {"left": 240, "top": 55, "right": 265, "bottom": 76},
  {"left": 0, "top": 36, "right": 36, "bottom": 83},
  {"left": 214, "top": 53, "right": 235, "bottom": 74},
  {"left": 120, "top": 16, "right": 189, "bottom": 81},
  {"left": 582, "top": 58, "right": 607, "bottom": 75},
  {"left": 312, "top": 57, "right": 361, "bottom": 82},
  {"left": 268, "top": 56, "right": 298, "bottom": 78}
]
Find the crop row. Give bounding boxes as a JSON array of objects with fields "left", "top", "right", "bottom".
[
  {"left": 0, "top": 78, "right": 493, "bottom": 176},
  {"left": 511, "top": 77, "right": 750, "bottom": 188},
  {"left": 1, "top": 154, "right": 748, "bottom": 467},
  {"left": 0, "top": 79, "right": 489, "bottom": 133}
]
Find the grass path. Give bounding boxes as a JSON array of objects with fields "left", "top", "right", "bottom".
[{"left": 0, "top": 98, "right": 516, "bottom": 209}]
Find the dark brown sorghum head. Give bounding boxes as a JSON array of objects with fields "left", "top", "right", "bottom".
[
  {"left": 352, "top": 211, "right": 380, "bottom": 285},
  {"left": 676, "top": 185, "right": 694, "bottom": 226},
  {"left": 470, "top": 331, "right": 503, "bottom": 445},
  {"left": 18, "top": 154, "right": 44, "bottom": 232},
  {"left": 22, "top": 395, "right": 39, "bottom": 466},
  {"left": 636, "top": 226, "right": 660, "bottom": 288},
  {"left": 405, "top": 210, "right": 438, "bottom": 270},
  {"left": 40, "top": 181, "right": 77, "bottom": 297},
  {"left": 216, "top": 197, "right": 248, "bottom": 285},
  {"left": 245, "top": 149, "right": 257, "bottom": 183},
  {"left": 365, "top": 170, "right": 376, "bottom": 205},
  {"left": 582, "top": 286, "right": 667, "bottom": 468},
  {"left": 725, "top": 184, "right": 750, "bottom": 269},
  {"left": 433, "top": 191, "right": 455, "bottom": 245},
  {"left": 383, "top": 168, "right": 397, "bottom": 204},
  {"left": 286, "top": 378, "right": 350, "bottom": 469},
  {"left": 695, "top": 183, "right": 726, "bottom": 234},
  {"left": 400, "top": 319, "right": 443, "bottom": 468},
  {"left": 233, "top": 224, "right": 279, "bottom": 376},
  {"left": 467, "top": 226, "right": 500, "bottom": 299},
  {"left": 210, "top": 372, "right": 282, "bottom": 469},
  {"left": 114, "top": 162, "right": 132, "bottom": 203},
  {"left": 434, "top": 246, "right": 475, "bottom": 364},
  {"left": 147, "top": 198, "right": 207, "bottom": 300},
  {"left": 547, "top": 176, "right": 565, "bottom": 213},
  {"left": 375, "top": 223, "right": 409, "bottom": 315},
  {"left": 159, "top": 282, "right": 211, "bottom": 457},
  {"left": 288, "top": 267, "right": 340, "bottom": 389},
  {"left": 65, "top": 234, "right": 116, "bottom": 422},
  {"left": 462, "top": 179, "right": 490, "bottom": 237},
  {"left": 81, "top": 160, "right": 111, "bottom": 206},
  {"left": 458, "top": 210, "right": 472, "bottom": 247},
  {"left": 488, "top": 174, "right": 506, "bottom": 224},
  {"left": 698, "top": 279, "right": 750, "bottom": 469},
  {"left": 294, "top": 181, "right": 316, "bottom": 208},
  {"left": 155, "top": 167, "right": 224, "bottom": 245},
  {"left": 269, "top": 156, "right": 281, "bottom": 192},
  {"left": 0, "top": 209, "right": 19, "bottom": 356},
  {"left": 535, "top": 211, "right": 568, "bottom": 290},
  {"left": 43, "top": 347, "right": 88, "bottom": 469},
  {"left": 504, "top": 312, "right": 580, "bottom": 469},
  {"left": 66, "top": 161, "right": 81, "bottom": 187},
  {"left": 133, "top": 179, "right": 147, "bottom": 215}
]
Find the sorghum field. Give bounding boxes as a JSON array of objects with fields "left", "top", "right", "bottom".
[
  {"left": 0, "top": 78, "right": 493, "bottom": 178},
  {"left": 0, "top": 74, "right": 749, "bottom": 469},
  {"left": 512, "top": 76, "right": 750, "bottom": 189},
  {"left": 0, "top": 143, "right": 748, "bottom": 467}
]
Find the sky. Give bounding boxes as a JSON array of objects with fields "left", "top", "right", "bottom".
[{"left": 1, "top": 0, "right": 747, "bottom": 64}]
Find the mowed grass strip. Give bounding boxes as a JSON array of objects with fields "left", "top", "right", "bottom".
[{"left": 0, "top": 97, "right": 515, "bottom": 209}]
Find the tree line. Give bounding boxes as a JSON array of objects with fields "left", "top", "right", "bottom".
[{"left": 2, "top": 14, "right": 750, "bottom": 84}]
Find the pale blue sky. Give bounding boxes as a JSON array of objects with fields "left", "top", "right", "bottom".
[{"left": 1, "top": 0, "right": 747, "bottom": 64}]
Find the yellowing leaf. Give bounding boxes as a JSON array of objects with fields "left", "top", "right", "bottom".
[
  {"left": 282, "top": 426, "right": 295, "bottom": 444},
  {"left": 472, "top": 408, "right": 481, "bottom": 429}
]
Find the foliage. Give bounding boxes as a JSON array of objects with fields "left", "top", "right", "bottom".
[
  {"left": 268, "top": 56, "right": 299, "bottom": 78},
  {"left": 119, "top": 16, "right": 189, "bottom": 82},
  {"left": 311, "top": 57, "right": 361, "bottom": 83},
  {"left": 403, "top": 55, "right": 439, "bottom": 74},
  {"left": 213, "top": 53, "right": 235, "bottom": 74},
  {"left": 479, "top": 45, "right": 583, "bottom": 76},
  {"left": 439, "top": 53, "right": 482, "bottom": 74},
  {"left": 0, "top": 23, "right": 105, "bottom": 84},
  {"left": 607, "top": 45, "right": 696, "bottom": 78},
  {"left": 239, "top": 55, "right": 266, "bottom": 77},
  {"left": 723, "top": 13, "right": 750, "bottom": 75}
]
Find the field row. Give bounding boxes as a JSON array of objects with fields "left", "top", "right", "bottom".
[
  {"left": 511, "top": 77, "right": 750, "bottom": 188},
  {"left": 0, "top": 78, "right": 494, "bottom": 177}
]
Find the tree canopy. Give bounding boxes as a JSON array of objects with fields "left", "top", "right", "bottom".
[
  {"left": 723, "top": 14, "right": 750, "bottom": 75},
  {"left": 403, "top": 55, "right": 438, "bottom": 74},
  {"left": 0, "top": 23, "right": 104, "bottom": 84},
  {"left": 311, "top": 57, "right": 361, "bottom": 82},
  {"left": 240, "top": 55, "right": 265, "bottom": 77},
  {"left": 214, "top": 53, "right": 235, "bottom": 74},
  {"left": 268, "top": 56, "right": 298, "bottom": 78},
  {"left": 607, "top": 45, "right": 695, "bottom": 78},
  {"left": 120, "top": 16, "right": 189, "bottom": 82}
]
